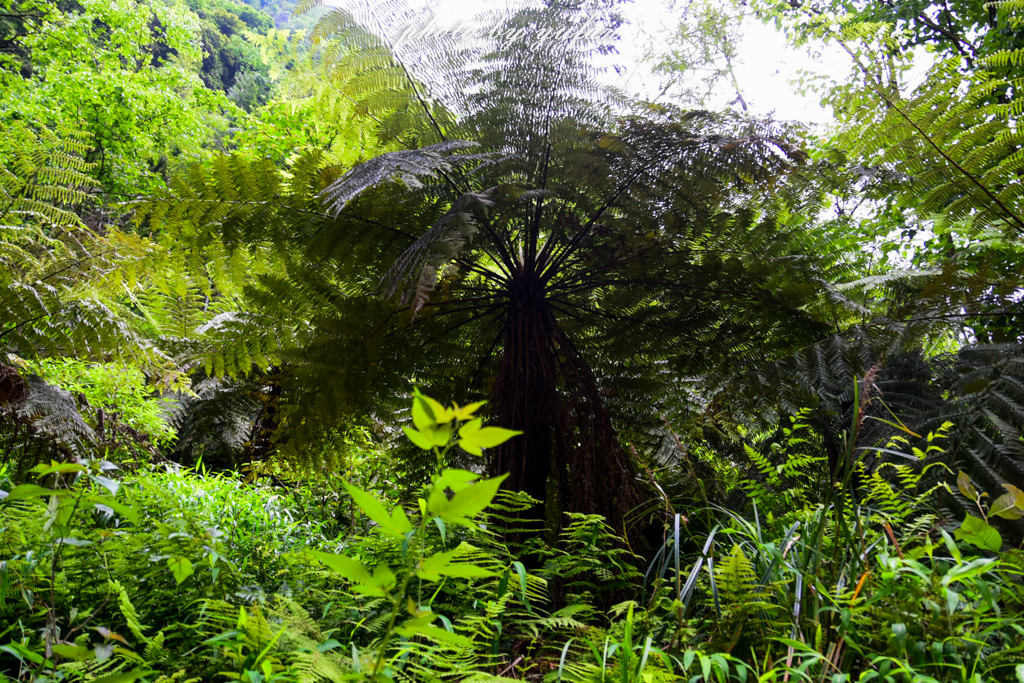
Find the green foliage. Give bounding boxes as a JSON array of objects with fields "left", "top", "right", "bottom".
[
  {"left": 4, "top": 0, "right": 1024, "bottom": 681},
  {"left": 739, "top": 409, "right": 826, "bottom": 519},
  {"left": 0, "top": 123, "right": 159, "bottom": 367},
  {"left": 183, "top": 0, "right": 274, "bottom": 94},
  {"left": 1, "top": 388, "right": 1023, "bottom": 682},
  {"left": 0, "top": 0, "right": 248, "bottom": 195},
  {"left": 139, "top": 0, "right": 873, "bottom": 536},
  {"left": 0, "top": 122, "right": 96, "bottom": 229},
  {"left": 650, "top": 0, "right": 750, "bottom": 110},
  {"left": 199, "top": 599, "right": 346, "bottom": 683},
  {"left": 752, "top": 0, "right": 1024, "bottom": 342},
  {"left": 17, "top": 358, "right": 175, "bottom": 449},
  {"left": 312, "top": 390, "right": 516, "bottom": 681},
  {"left": 831, "top": 44, "right": 1024, "bottom": 240},
  {"left": 536, "top": 514, "right": 644, "bottom": 608}
]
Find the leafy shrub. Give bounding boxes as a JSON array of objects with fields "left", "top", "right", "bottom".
[
  {"left": 17, "top": 358, "right": 176, "bottom": 450},
  {"left": 2, "top": 389, "right": 1023, "bottom": 683}
]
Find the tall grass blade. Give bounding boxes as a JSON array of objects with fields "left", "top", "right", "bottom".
[{"left": 558, "top": 638, "right": 574, "bottom": 682}]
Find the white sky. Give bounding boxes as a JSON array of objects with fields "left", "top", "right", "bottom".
[
  {"left": 429, "top": 0, "right": 852, "bottom": 127},
  {"left": 615, "top": 3, "right": 849, "bottom": 125}
]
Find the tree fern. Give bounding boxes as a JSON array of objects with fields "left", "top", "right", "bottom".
[
  {"left": 770, "top": 2, "right": 1024, "bottom": 339},
  {"left": 719, "top": 326, "right": 1024, "bottom": 539},
  {"left": 0, "top": 123, "right": 197, "bottom": 380},
  {"left": 138, "top": 0, "right": 886, "bottom": 540}
]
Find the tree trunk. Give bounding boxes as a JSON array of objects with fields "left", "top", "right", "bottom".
[
  {"left": 488, "top": 279, "right": 560, "bottom": 539},
  {"left": 487, "top": 274, "right": 649, "bottom": 549}
]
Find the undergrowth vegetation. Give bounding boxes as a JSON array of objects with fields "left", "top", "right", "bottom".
[
  {"left": 2, "top": 390, "right": 1022, "bottom": 683},
  {"left": 3, "top": 0, "right": 1024, "bottom": 680}
]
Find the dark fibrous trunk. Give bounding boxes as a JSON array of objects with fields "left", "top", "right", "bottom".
[{"left": 487, "top": 271, "right": 649, "bottom": 548}]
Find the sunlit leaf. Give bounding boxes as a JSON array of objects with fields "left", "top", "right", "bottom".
[
  {"left": 414, "top": 388, "right": 452, "bottom": 424},
  {"left": 394, "top": 619, "right": 472, "bottom": 648},
  {"left": 991, "top": 493, "right": 1024, "bottom": 520},
  {"left": 89, "top": 496, "right": 138, "bottom": 524},
  {"left": 452, "top": 400, "right": 486, "bottom": 421},
  {"left": 52, "top": 644, "right": 95, "bottom": 661},
  {"left": 344, "top": 484, "right": 413, "bottom": 538},
  {"left": 5, "top": 484, "right": 65, "bottom": 501},
  {"left": 311, "top": 551, "right": 375, "bottom": 586},
  {"left": 430, "top": 423, "right": 452, "bottom": 446},
  {"left": 403, "top": 426, "right": 435, "bottom": 450},
  {"left": 428, "top": 474, "right": 507, "bottom": 526},
  {"left": 438, "top": 468, "right": 480, "bottom": 492},
  {"left": 459, "top": 419, "right": 521, "bottom": 455},
  {"left": 437, "top": 564, "right": 496, "bottom": 579},
  {"left": 953, "top": 514, "right": 1002, "bottom": 551},
  {"left": 167, "top": 556, "right": 194, "bottom": 585},
  {"left": 957, "top": 471, "right": 978, "bottom": 500},
  {"left": 412, "top": 392, "right": 437, "bottom": 430},
  {"left": 32, "top": 462, "right": 87, "bottom": 476}
]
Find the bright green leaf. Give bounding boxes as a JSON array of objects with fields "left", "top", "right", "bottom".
[
  {"left": 89, "top": 496, "right": 139, "bottom": 525},
  {"left": 371, "top": 564, "right": 396, "bottom": 589},
  {"left": 437, "top": 564, "right": 497, "bottom": 579},
  {"left": 52, "top": 644, "right": 95, "bottom": 661},
  {"left": 429, "top": 424, "right": 452, "bottom": 446},
  {"left": 5, "top": 484, "right": 65, "bottom": 501},
  {"left": 1003, "top": 483, "right": 1024, "bottom": 499},
  {"left": 420, "top": 549, "right": 458, "bottom": 573},
  {"left": 458, "top": 420, "right": 521, "bottom": 455},
  {"left": 428, "top": 474, "right": 507, "bottom": 526},
  {"left": 438, "top": 469, "right": 480, "bottom": 492},
  {"left": 957, "top": 471, "right": 978, "bottom": 500},
  {"left": 403, "top": 426, "right": 435, "bottom": 450},
  {"left": 32, "top": 462, "right": 87, "bottom": 477},
  {"left": 458, "top": 440, "right": 483, "bottom": 456},
  {"left": 470, "top": 426, "right": 522, "bottom": 448},
  {"left": 311, "top": 551, "right": 375, "bottom": 586},
  {"left": 412, "top": 393, "right": 437, "bottom": 431},
  {"left": 954, "top": 514, "right": 1002, "bottom": 551},
  {"left": 458, "top": 419, "right": 484, "bottom": 455},
  {"left": 452, "top": 400, "right": 486, "bottom": 421},
  {"left": 344, "top": 484, "right": 413, "bottom": 538},
  {"left": 417, "top": 549, "right": 458, "bottom": 581},
  {"left": 991, "top": 493, "right": 1024, "bottom": 520},
  {"left": 167, "top": 557, "right": 193, "bottom": 585},
  {"left": 391, "top": 505, "right": 413, "bottom": 536},
  {"left": 459, "top": 418, "right": 482, "bottom": 438},
  {"left": 414, "top": 389, "right": 452, "bottom": 424},
  {"left": 394, "top": 623, "right": 472, "bottom": 648},
  {"left": 945, "top": 587, "right": 960, "bottom": 613}
]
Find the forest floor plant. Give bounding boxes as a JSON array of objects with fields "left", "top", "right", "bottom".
[
  {"left": 2, "top": 387, "right": 1024, "bottom": 683},
  {"left": 633, "top": 383, "right": 1024, "bottom": 682}
]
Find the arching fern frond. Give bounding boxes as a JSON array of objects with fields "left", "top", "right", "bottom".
[{"left": 322, "top": 140, "right": 485, "bottom": 213}]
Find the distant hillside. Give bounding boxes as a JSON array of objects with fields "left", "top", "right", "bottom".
[{"left": 233, "top": 0, "right": 324, "bottom": 29}]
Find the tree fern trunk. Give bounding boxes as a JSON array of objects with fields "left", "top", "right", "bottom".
[
  {"left": 487, "top": 272, "right": 650, "bottom": 549},
  {"left": 554, "top": 324, "right": 647, "bottom": 544},
  {"left": 488, "top": 277, "right": 559, "bottom": 539}
]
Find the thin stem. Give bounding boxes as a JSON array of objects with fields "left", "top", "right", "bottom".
[
  {"left": 830, "top": 33, "right": 1024, "bottom": 234},
  {"left": 419, "top": 304, "right": 504, "bottom": 345},
  {"left": 371, "top": 513, "right": 430, "bottom": 680},
  {"left": 456, "top": 258, "right": 512, "bottom": 286}
]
